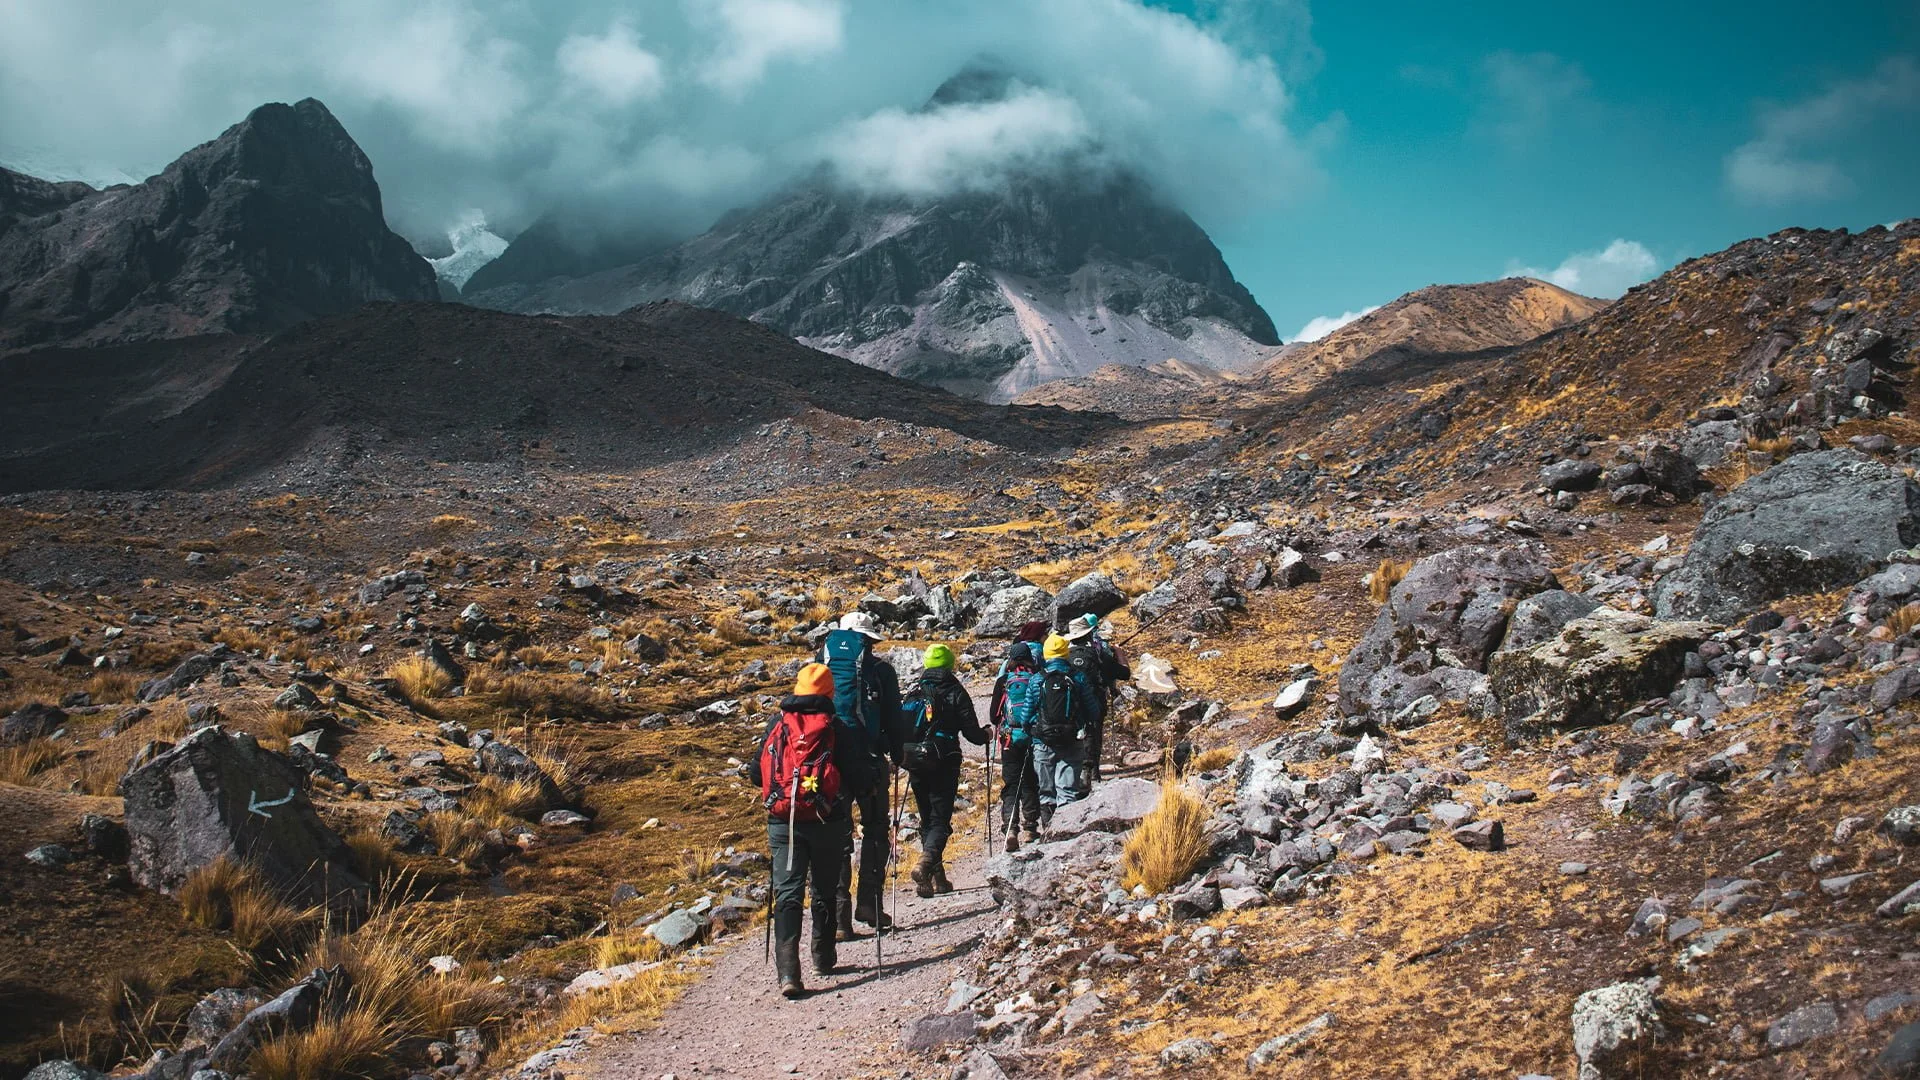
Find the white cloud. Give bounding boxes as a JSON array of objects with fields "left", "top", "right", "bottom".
[
  {"left": 1476, "top": 50, "right": 1590, "bottom": 147},
  {"left": 557, "top": 18, "right": 666, "bottom": 107},
  {"left": 1290, "top": 306, "right": 1379, "bottom": 343},
  {"left": 0, "top": 0, "right": 1322, "bottom": 242},
  {"left": 695, "top": 0, "right": 846, "bottom": 93},
  {"left": 1724, "top": 56, "right": 1920, "bottom": 205},
  {"left": 1509, "top": 239, "right": 1659, "bottom": 299},
  {"left": 823, "top": 87, "right": 1093, "bottom": 196}
]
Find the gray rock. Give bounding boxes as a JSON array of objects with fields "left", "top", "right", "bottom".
[
  {"left": 985, "top": 830, "right": 1124, "bottom": 918},
  {"left": 2, "top": 702, "right": 67, "bottom": 746},
  {"left": 1880, "top": 1022, "right": 1920, "bottom": 1079},
  {"left": 1765, "top": 1001, "right": 1838, "bottom": 1049},
  {"left": 122, "top": 726, "right": 368, "bottom": 910},
  {"left": 1131, "top": 582, "right": 1178, "bottom": 623},
  {"left": 475, "top": 741, "right": 565, "bottom": 809},
  {"left": 206, "top": 966, "right": 342, "bottom": 1071},
  {"left": 1167, "top": 885, "right": 1221, "bottom": 920},
  {"left": 140, "top": 653, "right": 220, "bottom": 702},
  {"left": 1271, "top": 675, "right": 1316, "bottom": 719},
  {"left": 540, "top": 809, "right": 589, "bottom": 828},
  {"left": 1247, "top": 1012, "right": 1333, "bottom": 1068},
  {"left": 1572, "top": 981, "right": 1664, "bottom": 1080},
  {"left": 972, "top": 585, "right": 1054, "bottom": 638},
  {"left": 1490, "top": 609, "right": 1717, "bottom": 743},
  {"left": 1654, "top": 451, "right": 1920, "bottom": 622},
  {"left": 1541, "top": 459, "right": 1603, "bottom": 492},
  {"left": 24, "top": 843, "right": 73, "bottom": 867},
  {"left": 1874, "top": 668, "right": 1920, "bottom": 710},
  {"left": 1867, "top": 992, "right": 1918, "bottom": 1023},
  {"left": 1050, "top": 572, "right": 1127, "bottom": 626},
  {"left": 271, "top": 683, "right": 321, "bottom": 711},
  {"left": 1641, "top": 444, "right": 1706, "bottom": 499},
  {"left": 1626, "top": 897, "right": 1668, "bottom": 938},
  {"left": 645, "top": 909, "right": 705, "bottom": 951},
  {"left": 1056, "top": 990, "right": 1104, "bottom": 1034},
  {"left": 1429, "top": 802, "right": 1476, "bottom": 829},
  {"left": 1883, "top": 806, "right": 1920, "bottom": 846},
  {"left": 1158, "top": 1038, "right": 1218, "bottom": 1067},
  {"left": 902, "top": 1011, "right": 975, "bottom": 1053},
  {"left": 1338, "top": 544, "right": 1558, "bottom": 716},
  {"left": 1878, "top": 881, "right": 1920, "bottom": 919},
  {"left": 357, "top": 570, "right": 426, "bottom": 606},
  {"left": 1452, "top": 820, "right": 1504, "bottom": 852},
  {"left": 1861, "top": 563, "right": 1920, "bottom": 603},
  {"left": 23, "top": 1062, "right": 106, "bottom": 1080},
  {"left": 1805, "top": 717, "right": 1859, "bottom": 775},
  {"left": 183, "top": 987, "right": 270, "bottom": 1050},
  {"left": 1044, "top": 777, "right": 1160, "bottom": 839},
  {"left": 1499, "top": 590, "right": 1602, "bottom": 653},
  {"left": 80, "top": 814, "right": 128, "bottom": 860}
]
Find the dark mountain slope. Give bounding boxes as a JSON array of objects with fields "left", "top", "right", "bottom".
[
  {"left": 0, "top": 99, "right": 436, "bottom": 351},
  {"left": 0, "top": 301, "right": 1113, "bottom": 492}
]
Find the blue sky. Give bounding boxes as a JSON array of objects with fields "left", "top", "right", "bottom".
[
  {"left": 1213, "top": 1, "right": 1920, "bottom": 338},
  {"left": 2, "top": 1, "right": 1916, "bottom": 341}
]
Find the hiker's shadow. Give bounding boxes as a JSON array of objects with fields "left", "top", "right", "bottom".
[{"left": 825, "top": 934, "right": 982, "bottom": 990}]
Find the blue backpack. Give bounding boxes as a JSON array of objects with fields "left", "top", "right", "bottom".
[
  {"left": 1000, "top": 668, "right": 1040, "bottom": 746},
  {"left": 822, "top": 629, "right": 876, "bottom": 739}
]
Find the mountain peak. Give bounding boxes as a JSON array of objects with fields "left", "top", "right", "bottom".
[{"left": 925, "top": 61, "right": 1026, "bottom": 109}]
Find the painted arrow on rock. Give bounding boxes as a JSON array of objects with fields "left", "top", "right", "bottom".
[{"left": 248, "top": 789, "right": 296, "bottom": 818}]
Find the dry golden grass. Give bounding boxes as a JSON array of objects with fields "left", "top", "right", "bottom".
[
  {"left": 0, "top": 737, "right": 64, "bottom": 784},
  {"left": 251, "top": 1011, "right": 391, "bottom": 1080},
  {"left": 1189, "top": 746, "right": 1237, "bottom": 773},
  {"left": 420, "top": 811, "right": 489, "bottom": 865},
  {"left": 177, "top": 858, "right": 315, "bottom": 951},
  {"left": 83, "top": 670, "right": 143, "bottom": 703},
  {"left": 429, "top": 515, "right": 477, "bottom": 532},
  {"left": 259, "top": 709, "right": 312, "bottom": 753},
  {"left": 1367, "top": 558, "right": 1410, "bottom": 604},
  {"left": 466, "top": 671, "right": 606, "bottom": 720},
  {"left": 1890, "top": 602, "right": 1920, "bottom": 638},
  {"left": 802, "top": 587, "right": 838, "bottom": 627},
  {"left": 465, "top": 775, "right": 551, "bottom": 823},
  {"left": 387, "top": 656, "right": 454, "bottom": 703},
  {"left": 1119, "top": 778, "right": 1211, "bottom": 894},
  {"left": 344, "top": 830, "right": 401, "bottom": 886},
  {"left": 594, "top": 928, "right": 667, "bottom": 970},
  {"left": 710, "top": 616, "right": 754, "bottom": 647},
  {"left": 214, "top": 625, "right": 276, "bottom": 655}
]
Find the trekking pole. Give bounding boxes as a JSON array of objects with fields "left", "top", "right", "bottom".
[
  {"left": 985, "top": 737, "right": 994, "bottom": 853},
  {"left": 786, "top": 775, "right": 799, "bottom": 872},
  {"left": 764, "top": 865, "right": 773, "bottom": 966}
]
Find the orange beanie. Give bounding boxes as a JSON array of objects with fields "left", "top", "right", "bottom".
[{"left": 794, "top": 662, "right": 835, "bottom": 698}]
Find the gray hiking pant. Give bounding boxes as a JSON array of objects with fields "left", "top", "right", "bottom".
[{"left": 1032, "top": 737, "right": 1085, "bottom": 811}]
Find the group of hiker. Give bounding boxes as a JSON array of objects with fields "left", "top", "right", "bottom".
[{"left": 747, "top": 609, "right": 1129, "bottom": 998}]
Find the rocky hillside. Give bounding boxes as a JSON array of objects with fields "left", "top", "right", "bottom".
[
  {"left": 0, "top": 300, "right": 1109, "bottom": 492},
  {"left": 0, "top": 99, "right": 436, "bottom": 352},
  {"left": 1256, "top": 277, "right": 1606, "bottom": 394},
  {"left": 466, "top": 74, "right": 1279, "bottom": 402},
  {"left": 1012, "top": 358, "right": 1235, "bottom": 420}
]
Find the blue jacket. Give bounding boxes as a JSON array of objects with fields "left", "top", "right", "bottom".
[{"left": 1044, "top": 657, "right": 1101, "bottom": 734}]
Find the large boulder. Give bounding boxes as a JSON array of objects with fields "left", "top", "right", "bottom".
[
  {"left": 121, "top": 726, "right": 368, "bottom": 910},
  {"left": 205, "top": 966, "right": 343, "bottom": 1072},
  {"left": 984, "top": 830, "right": 1123, "bottom": 918},
  {"left": 475, "top": 740, "right": 567, "bottom": 809},
  {"left": 1050, "top": 572, "right": 1127, "bottom": 628},
  {"left": 2, "top": 702, "right": 66, "bottom": 745},
  {"left": 1498, "top": 590, "right": 1601, "bottom": 653},
  {"left": 1490, "top": 610, "right": 1716, "bottom": 743},
  {"left": 1045, "top": 777, "right": 1161, "bottom": 839},
  {"left": 1338, "top": 545, "right": 1559, "bottom": 716},
  {"left": 972, "top": 585, "right": 1054, "bottom": 638},
  {"left": 1654, "top": 451, "right": 1920, "bottom": 622},
  {"left": 1572, "top": 981, "right": 1665, "bottom": 1080}
]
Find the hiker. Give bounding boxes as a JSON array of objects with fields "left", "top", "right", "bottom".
[
  {"left": 1033, "top": 633, "right": 1099, "bottom": 829},
  {"left": 1064, "top": 613, "right": 1131, "bottom": 791},
  {"left": 816, "top": 612, "right": 902, "bottom": 938},
  {"left": 989, "top": 639, "right": 1044, "bottom": 851},
  {"left": 899, "top": 643, "right": 986, "bottom": 896},
  {"left": 748, "top": 663, "right": 872, "bottom": 998}
]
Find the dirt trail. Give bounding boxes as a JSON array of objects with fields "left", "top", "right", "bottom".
[{"left": 580, "top": 684, "right": 1006, "bottom": 1080}]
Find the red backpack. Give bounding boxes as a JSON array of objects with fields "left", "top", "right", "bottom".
[{"left": 760, "top": 706, "right": 843, "bottom": 823}]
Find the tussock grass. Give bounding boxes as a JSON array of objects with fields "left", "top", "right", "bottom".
[
  {"left": 429, "top": 515, "right": 477, "bottom": 532},
  {"left": 594, "top": 929, "right": 666, "bottom": 970},
  {"left": 251, "top": 1011, "right": 391, "bottom": 1080},
  {"left": 1890, "top": 602, "right": 1920, "bottom": 638},
  {"left": 1189, "top": 746, "right": 1238, "bottom": 773},
  {"left": 0, "top": 737, "right": 64, "bottom": 784},
  {"left": 214, "top": 624, "right": 276, "bottom": 655},
  {"left": 1119, "top": 778, "right": 1212, "bottom": 895},
  {"left": 420, "top": 811, "right": 490, "bottom": 865},
  {"left": 387, "top": 657, "right": 454, "bottom": 704},
  {"left": 1367, "top": 559, "right": 1411, "bottom": 604},
  {"left": 466, "top": 775, "right": 551, "bottom": 823},
  {"left": 467, "top": 671, "right": 606, "bottom": 720},
  {"left": 177, "top": 858, "right": 316, "bottom": 951},
  {"left": 84, "top": 670, "right": 143, "bottom": 703},
  {"left": 344, "top": 830, "right": 401, "bottom": 886}
]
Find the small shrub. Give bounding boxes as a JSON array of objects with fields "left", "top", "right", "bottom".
[
  {"left": 1367, "top": 559, "right": 1411, "bottom": 604},
  {"left": 1189, "top": 746, "right": 1237, "bottom": 773},
  {"left": 420, "top": 812, "right": 489, "bottom": 865},
  {"left": 0, "top": 737, "right": 63, "bottom": 784},
  {"left": 1119, "top": 779, "right": 1212, "bottom": 895},
  {"left": 1891, "top": 602, "right": 1920, "bottom": 638},
  {"left": 344, "top": 830, "right": 401, "bottom": 886}
]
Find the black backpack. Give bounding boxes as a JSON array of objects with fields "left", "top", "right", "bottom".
[
  {"left": 1035, "top": 668, "right": 1077, "bottom": 744},
  {"left": 1067, "top": 642, "right": 1102, "bottom": 690}
]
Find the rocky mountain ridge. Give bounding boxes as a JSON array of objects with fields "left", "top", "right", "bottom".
[{"left": 0, "top": 98, "right": 436, "bottom": 352}]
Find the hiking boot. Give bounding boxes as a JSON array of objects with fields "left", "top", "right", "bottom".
[
  {"left": 775, "top": 937, "right": 804, "bottom": 999},
  {"left": 931, "top": 861, "right": 953, "bottom": 895},
  {"left": 911, "top": 854, "right": 936, "bottom": 899},
  {"left": 810, "top": 924, "right": 837, "bottom": 975},
  {"left": 1004, "top": 831, "right": 1021, "bottom": 854},
  {"left": 835, "top": 897, "right": 857, "bottom": 942},
  {"left": 853, "top": 894, "right": 893, "bottom": 931}
]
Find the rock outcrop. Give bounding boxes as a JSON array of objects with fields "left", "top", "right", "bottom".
[
  {"left": 121, "top": 726, "right": 368, "bottom": 910},
  {"left": 1338, "top": 545, "right": 1559, "bottom": 716},
  {"left": 1654, "top": 451, "right": 1920, "bottom": 622},
  {"left": 0, "top": 98, "right": 435, "bottom": 352},
  {"left": 1489, "top": 609, "right": 1717, "bottom": 743}
]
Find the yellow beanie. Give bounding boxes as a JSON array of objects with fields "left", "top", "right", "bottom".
[{"left": 1042, "top": 633, "right": 1070, "bottom": 660}]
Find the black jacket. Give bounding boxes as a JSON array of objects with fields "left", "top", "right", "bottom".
[
  {"left": 910, "top": 668, "right": 986, "bottom": 755},
  {"left": 747, "top": 693, "right": 875, "bottom": 812}
]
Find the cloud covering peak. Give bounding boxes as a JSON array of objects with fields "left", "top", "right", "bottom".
[{"left": 0, "top": 0, "right": 1324, "bottom": 245}]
